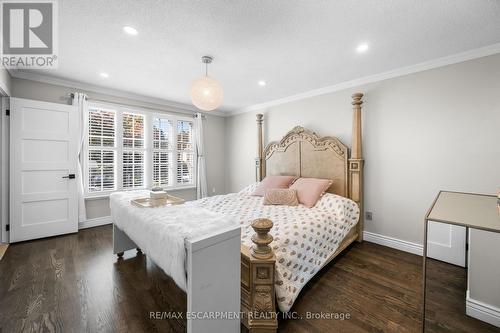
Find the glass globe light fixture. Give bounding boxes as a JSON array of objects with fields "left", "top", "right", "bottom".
[{"left": 190, "top": 56, "right": 223, "bottom": 111}]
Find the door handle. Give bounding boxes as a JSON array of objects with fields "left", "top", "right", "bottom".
[{"left": 62, "top": 174, "right": 76, "bottom": 179}]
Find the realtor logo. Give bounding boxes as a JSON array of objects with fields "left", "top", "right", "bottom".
[{"left": 1, "top": 0, "right": 58, "bottom": 68}]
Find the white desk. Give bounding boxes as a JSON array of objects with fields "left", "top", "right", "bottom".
[{"left": 422, "top": 191, "right": 500, "bottom": 331}]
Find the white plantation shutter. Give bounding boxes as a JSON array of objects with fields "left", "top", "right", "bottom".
[
  {"left": 84, "top": 103, "right": 197, "bottom": 195},
  {"left": 152, "top": 117, "right": 173, "bottom": 187},
  {"left": 87, "top": 108, "right": 116, "bottom": 192},
  {"left": 122, "top": 113, "right": 145, "bottom": 189},
  {"left": 176, "top": 120, "right": 195, "bottom": 185}
]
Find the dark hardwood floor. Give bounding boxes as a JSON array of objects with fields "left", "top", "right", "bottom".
[{"left": 0, "top": 225, "right": 498, "bottom": 333}]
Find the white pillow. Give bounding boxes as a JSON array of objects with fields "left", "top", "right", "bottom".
[
  {"left": 238, "top": 182, "right": 259, "bottom": 195},
  {"left": 315, "top": 193, "right": 357, "bottom": 212}
]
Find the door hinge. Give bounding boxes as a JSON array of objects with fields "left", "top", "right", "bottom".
[
  {"left": 466, "top": 243, "right": 469, "bottom": 251},
  {"left": 5, "top": 224, "right": 9, "bottom": 231},
  {"left": 5, "top": 109, "right": 10, "bottom": 116}
]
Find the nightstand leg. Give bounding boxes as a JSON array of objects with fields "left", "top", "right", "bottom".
[{"left": 422, "top": 219, "right": 428, "bottom": 332}]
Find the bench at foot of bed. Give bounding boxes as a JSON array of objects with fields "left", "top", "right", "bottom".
[{"left": 112, "top": 219, "right": 279, "bottom": 333}]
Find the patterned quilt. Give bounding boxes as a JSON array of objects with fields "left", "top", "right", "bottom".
[{"left": 186, "top": 184, "right": 360, "bottom": 312}]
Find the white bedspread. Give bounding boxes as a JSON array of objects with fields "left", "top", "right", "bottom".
[
  {"left": 187, "top": 184, "right": 359, "bottom": 312},
  {"left": 110, "top": 191, "right": 237, "bottom": 291},
  {"left": 110, "top": 185, "right": 359, "bottom": 312}
]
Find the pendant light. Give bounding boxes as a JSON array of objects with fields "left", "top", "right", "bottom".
[{"left": 190, "top": 56, "right": 223, "bottom": 111}]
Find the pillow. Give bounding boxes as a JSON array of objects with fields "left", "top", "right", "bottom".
[
  {"left": 252, "top": 175, "right": 297, "bottom": 196},
  {"left": 238, "top": 182, "right": 259, "bottom": 195},
  {"left": 263, "top": 189, "right": 299, "bottom": 206},
  {"left": 290, "top": 177, "right": 332, "bottom": 208}
]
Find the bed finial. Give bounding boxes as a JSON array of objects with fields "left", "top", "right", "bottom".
[
  {"left": 250, "top": 218, "right": 274, "bottom": 259},
  {"left": 349, "top": 92, "right": 364, "bottom": 242},
  {"left": 351, "top": 93, "right": 363, "bottom": 159},
  {"left": 256, "top": 114, "right": 264, "bottom": 181},
  {"left": 352, "top": 92, "right": 363, "bottom": 106}
]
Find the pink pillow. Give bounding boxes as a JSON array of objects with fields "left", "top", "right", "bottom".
[
  {"left": 290, "top": 178, "right": 332, "bottom": 208},
  {"left": 252, "top": 175, "right": 297, "bottom": 196}
]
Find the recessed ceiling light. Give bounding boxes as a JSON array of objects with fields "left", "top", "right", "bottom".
[
  {"left": 123, "top": 26, "right": 138, "bottom": 36},
  {"left": 100, "top": 72, "right": 109, "bottom": 78},
  {"left": 258, "top": 80, "right": 267, "bottom": 86},
  {"left": 356, "top": 43, "right": 369, "bottom": 53}
]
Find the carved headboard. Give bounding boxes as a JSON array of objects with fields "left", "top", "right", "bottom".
[
  {"left": 255, "top": 93, "right": 364, "bottom": 241},
  {"left": 263, "top": 127, "right": 348, "bottom": 197}
]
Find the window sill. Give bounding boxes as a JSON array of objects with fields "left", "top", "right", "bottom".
[
  {"left": 166, "top": 185, "right": 197, "bottom": 192},
  {"left": 84, "top": 186, "right": 197, "bottom": 200}
]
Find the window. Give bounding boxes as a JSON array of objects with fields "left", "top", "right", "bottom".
[
  {"left": 84, "top": 104, "right": 196, "bottom": 196},
  {"left": 122, "top": 113, "right": 145, "bottom": 189},
  {"left": 151, "top": 118, "right": 195, "bottom": 187},
  {"left": 176, "top": 120, "right": 195, "bottom": 185},
  {"left": 152, "top": 117, "right": 173, "bottom": 187},
  {"left": 87, "top": 108, "right": 116, "bottom": 192}
]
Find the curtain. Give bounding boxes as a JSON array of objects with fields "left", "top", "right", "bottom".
[
  {"left": 72, "top": 92, "right": 87, "bottom": 222},
  {"left": 195, "top": 113, "right": 207, "bottom": 199}
]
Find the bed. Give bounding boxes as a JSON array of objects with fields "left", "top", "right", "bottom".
[{"left": 111, "top": 93, "right": 365, "bottom": 333}]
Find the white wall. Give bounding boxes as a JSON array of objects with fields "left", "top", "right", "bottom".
[
  {"left": 468, "top": 229, "right": 500, "bottom": 326},
  {"left": 11, "top": 78, "right": 226, "bottom": 220},
  {"left": 225, "top": 54, "right": 500, "bottom": 245}
]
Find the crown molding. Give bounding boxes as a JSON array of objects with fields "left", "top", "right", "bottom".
[
  {"left": 8, "top": 42, "right": 500, "bottom": 118},
  {"left": 229, "top": 42, "right": 500, "bottom": 116},
  {"left": 8, "top": 70, "right": 228, "bottom": 117}
]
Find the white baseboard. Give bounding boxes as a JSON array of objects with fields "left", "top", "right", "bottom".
[
  {"left": 78, "top": 216, "right": 112, "bottom": 230},
  {"left": 466, "top": 291, "right": 500, "bottom": 328},
  {"left": 363, "top": 231, "right": 423, "bottom": 256}
]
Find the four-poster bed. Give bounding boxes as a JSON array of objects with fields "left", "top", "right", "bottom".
[
  {"left": 241, "top": 92, "right": 365, "bottom": 332},
  {"left": 111, "top": 93, "right": 365, "bottom": 333}
]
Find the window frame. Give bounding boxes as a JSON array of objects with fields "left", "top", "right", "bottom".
[
  {"left": 152, "top": 114, "right": 197, "bottom": 188},
  {"left": 152, "top": 114, "right": 174, "bottom": 188},
  {"left": 121, "top": 111, "right": 146, "bottom": 190},
  {"left": 84, "top": 105, "right": 118, "bottom": 196},
  {"left": 84, "top": 102, "right": 197, "bottom": 198}
]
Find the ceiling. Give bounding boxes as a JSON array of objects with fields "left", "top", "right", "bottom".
[{"left": 15, "top": 0, "right": 500, "bottom": 112}]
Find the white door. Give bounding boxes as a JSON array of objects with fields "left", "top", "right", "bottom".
[
  {"left": 427, "top": 220, "right": 466, "bottom": 267},
  {"left": 10, "top": 98, "right": 78, "bottom": 242}
]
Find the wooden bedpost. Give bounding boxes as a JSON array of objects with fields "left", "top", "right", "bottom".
[
  {"left": 349, "top": 93, "right": 364, "bottom": 242},
  {"left": 241, "top": 218, "right": 277, "bottom": 333},
  {"left": 256, "top": 114, "right": 264, "bottom": 182}
]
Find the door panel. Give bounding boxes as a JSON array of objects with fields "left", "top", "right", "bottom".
[
  {"left": 22, "top": 139, "right": 69, "bottom": 162},
  {"left": 10, "top": 98, "right": 78, "bottom": 242},
  {"left": 428, "top": 220, "right": 466, "bottom": 267},
  {"left": 22, "top": 199, "right": 69, "bottom": 225},
  {"left": 22, "top": 170, "right": 70, "bottom": 194}
]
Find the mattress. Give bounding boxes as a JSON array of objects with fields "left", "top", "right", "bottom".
[{"left": 110, "top": 184, "right": 359, "bottom": 312}]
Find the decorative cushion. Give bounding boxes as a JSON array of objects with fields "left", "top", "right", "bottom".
[
  {"left": 252, "top": 175, "right": 297, "bottom": 196},
  {"left": 263, "top": 189, "right": 299, "bottom": 206},
  {"left": 239, "top": 182, "right": 259, "bottom": 195},
  {"left": 290, "top": 178, "right": 333, "bottom": 208}
]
